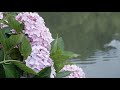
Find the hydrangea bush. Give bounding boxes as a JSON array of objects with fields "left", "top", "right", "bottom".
[{"left": 0, "top": 12, "right": 85, "bottom": 78}]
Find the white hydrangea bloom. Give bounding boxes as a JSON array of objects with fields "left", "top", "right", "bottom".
[
  {"left": 61, "top": 65, "right": 85, "bottom": 78},
  {"left": 0, "top": 12, "right": 3, "bottom": 19},
  {"left": 50, "top": 64, "right": 56, "bottom": 78}
]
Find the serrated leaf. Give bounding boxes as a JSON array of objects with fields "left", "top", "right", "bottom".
[
  {"left": 51, "top": 49, "right": 79, "bottom": 73},
  {"left": 2, "top": 64, "right": 19, "bottom": 78},
  {"left": 34, "top": 67, "right": 51, "bottom": 78},
  {"left": 56, "top": 71, "right": 71, "bottom": 78},
  {"left": 19, "top": 36, "right": 32, "bottom": 59},
  {"left": 50, "top": 36, "right": 79, "bottom": 72},
  {"left": 11, "top": 61, "right": 37, "bottom": 75},
  {"left": 5, "top": 34, "right": 23, "bottom": 51},
  {"left": 51, "top": 49, "right": 68, "bottom": 72}
]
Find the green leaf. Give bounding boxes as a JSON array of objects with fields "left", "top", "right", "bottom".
[
  {"left": 4, "top": 14, "right": 23, "bottom": 33},
  {"left": 58, "top": 37, "right": 64, "bottom": 50},
  {"left": 4, "top": 12, "right": 17, "bottom": 17},
  {"left": 34, "top": 67, "right": 51, "bottom": 78},
  {"left": 56, "top": 71, "right": 71, "bottom": 78},
  {"left": 8, "top": 48, "right": 23, "bottom": 60},
  {"left": 62, "top": 51, "right": 79, "bottom": 59},
  {"left": 19, "top": 36, "right": 32, "bottom": 59},
  {"left": 51, "top": 49, "right": 79, "bottom": 73},
  {"left": 51, "top": 49, "right": 67, "bottom": 72},
  {"left": 0, "top": 31, "right": 24, "bottom": 54},
  {"left": 50, "top": 36, "right": 79, "bottom": 72},
  {"left": 51, "top": 36, "right": 64, "bottom": 54},
  {"left": 0, "top": 28, "right": 12, "bottom": 51},
  {"left": 0, "top": 49, "right": 4, "bottom": 61},
  {"left": 0, "top": 30, "right": 6, "bottom": 47},
  {"left": 0, "top": 64, "right": 5, "bottom": 78},
  {"left": 11, "top": 61, "right": 37, "bottom": 75},
  {"left": 2, "top": 64, "right": 19, "bottom": 78},
  {"left": 5, "top": 34, "right": 23, "bottom": 51},
  {"left": 0, "top": 49, "right": 5, "bottom": 77},
  {"left": 0, "top": 27, "right": 12, "bottom": 38},
  {"left": 51, "top": 35, "right": 58, "bottom": 54}
]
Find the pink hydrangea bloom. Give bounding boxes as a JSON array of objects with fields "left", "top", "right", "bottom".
[
  {"left": 61, "top": 65, "right": 85, "bottom": 78},
  {"left": 16, "top": 12, "right": 54, "bottom": 50},
  {"left": 25, "top": 45, "right": 52, "bottom": 72},
  {"left": 16, "top": 12, "right": 55, "bottom": 78}
]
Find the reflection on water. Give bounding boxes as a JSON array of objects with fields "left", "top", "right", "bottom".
[
  {"left": 71, "top": 39, "right": 120, "bottom": 78},
  {"left": 39, "top": 12, "right": 120, "bottom": 78}
]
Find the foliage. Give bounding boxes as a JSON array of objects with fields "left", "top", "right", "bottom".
[{"left": 0, "top": 12, "right": 79, "bottom": 78}]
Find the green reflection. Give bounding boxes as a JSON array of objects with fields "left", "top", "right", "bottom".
[{"left": 39, "top": 12, "right": 120, "bottom": 60}]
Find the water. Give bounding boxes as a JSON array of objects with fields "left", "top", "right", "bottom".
[{"left": 39, "top": 12, "right": 120, "bottom": 78}]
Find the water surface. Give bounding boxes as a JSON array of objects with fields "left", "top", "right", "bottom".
[{"left": 39, "top": 12, "right": 120, "bottom": 78}]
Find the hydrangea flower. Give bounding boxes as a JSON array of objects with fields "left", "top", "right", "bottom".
[
  {"left": 61, "top": 65, "right": 85, "bottom": 78},
  {"left": 16, "top": 12, "right": 55, "bottom": 78},
  {"left": 25, "top": 45, "right": 52, "bottom": 72},
  {"left": 16, "top": 12, "right": 54, "bottom": 50}
]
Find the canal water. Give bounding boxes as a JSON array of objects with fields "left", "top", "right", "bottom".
[{"left": 39, "top": 12, "right": 120, "bottom": 78}]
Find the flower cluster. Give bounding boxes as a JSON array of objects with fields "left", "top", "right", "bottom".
[
  {"left": 61, "top": 65, "right": 85, "bottom": 78},
  {"left": 16, "top": 12, "right": 54, "bottom": 50},
  {"left": 16, "top": 12, "right": 56, "bottom": 77}
]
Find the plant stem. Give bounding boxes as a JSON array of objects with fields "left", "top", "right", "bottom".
[{"left": 0, "top": 60, "right": 21, "bottom": 64}]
